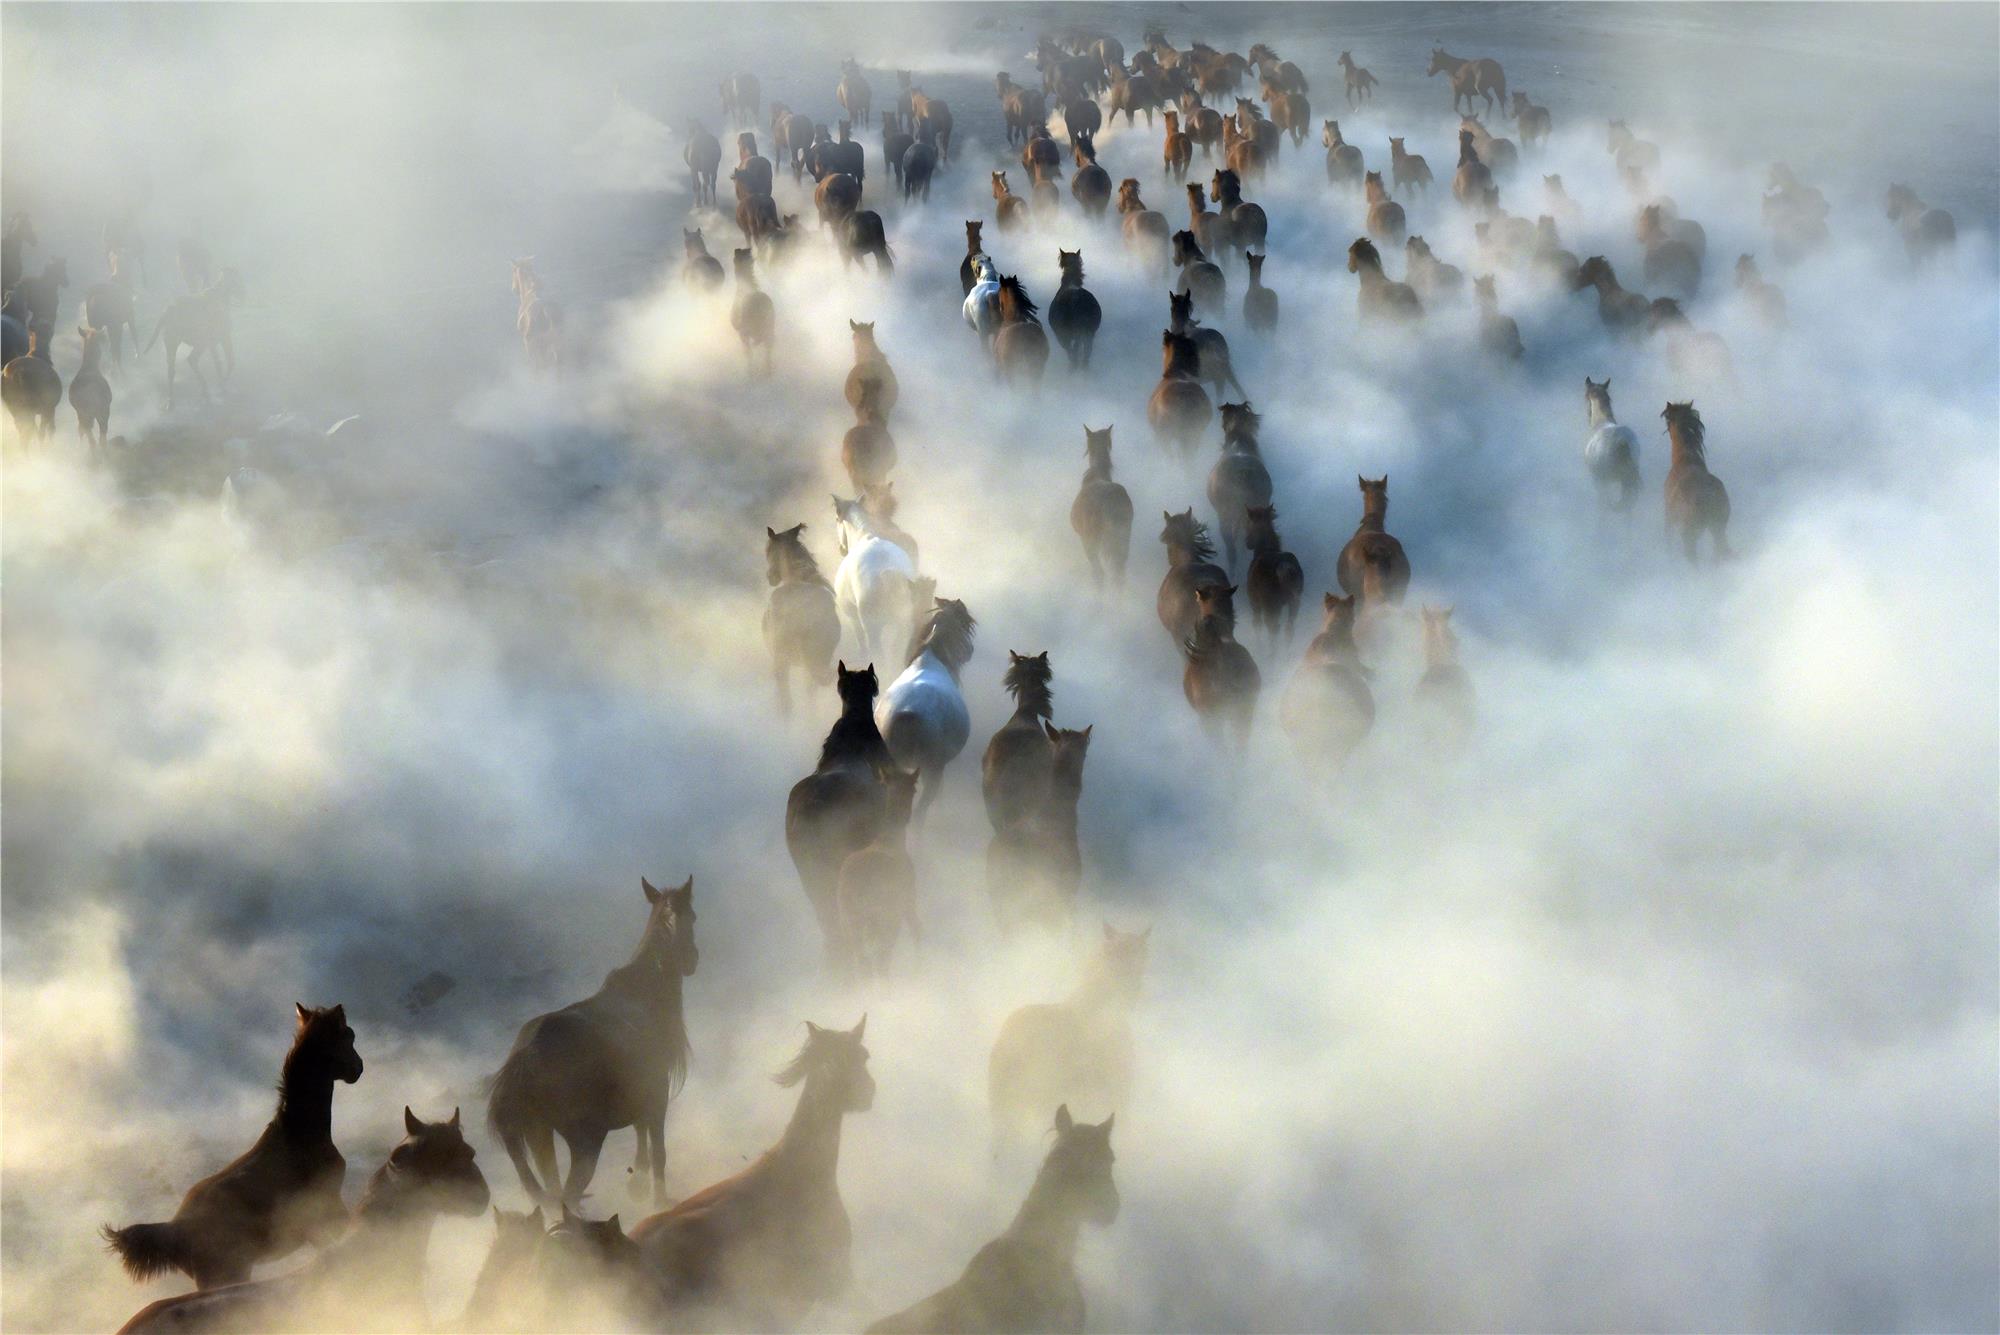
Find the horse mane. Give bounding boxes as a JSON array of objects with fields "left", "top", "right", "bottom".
[
  {"left": 1663, "top": 403, "right": 1706, "bottom": 457},
  {"left": 773, "top": 1029, "right": 834, "bottom": 1088},
  {"left": 1003, "top": 654, "right": 1054, "bottom": 717},
  {"left": 771, "top": 528, "right": 823, "bottom": 580},
  {"left": 1219, "top": 402, "right": 1261, "bottom": 445},
  {"left": 1350, "top": 237, "right": 1381, "bottom": 269},
  {"left": 1165, "top": 512, "right": 1216, "bottom": 560},
  {"left": 911, "top": 599, "right": 977, "bottom": 670},
  {"left": 998, "top": 275, "right": 1040, "bottom": 322}
]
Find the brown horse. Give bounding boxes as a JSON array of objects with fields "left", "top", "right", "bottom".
[
  {"left": 843, "top": 321, "right": 898, "bottom": 418},
  {"left": 765, "top": 524, "right": 842, "bottom": 715},
  {"left": 1169, "top": 290, "right": 1242, "bottom": 397},
  {"left": 1322, "top": 120, "right": 1364, "bottom": 187},
  {"left": 1638, "top": 203, "right": 1704, "bottom": 298},
  {"left": 1211, "top": 168, "right": 1267, "bottom": 254},
  {"left": 84, "top": 255, "right": 139, "bottom": 366},
  {"left": 1453, "top": 130, "right": 1494, "bottom": 209},
  {"left": 869, "top": 1106, "right": 1118, "bottom": 1335},
  {"left": 1244, "top": 505, "right": 1304, "bottom": 641},
  {"left": 838, "top": 58, "right": 873, "bottom": 127},
  {"left": 1428, "top": 47, "right": 1506, "bottom": 114},
  {"left": 1347, "top": 238, "right": 1422, "bottom": 324},
  {"left": 1574, "top": 255, "right": 1650, "bottom": 339},
  {"left": 731, "top": 249, "right": 776, "bottom": 374},
  {"left": 1662, "top": 402, "right": 1732, "bottom": 563},
  {"left": 487, "top": 876, "right": 697, "bottom": 1211},
  {"left": 1178, "top": 92, "right": 1224, "bottom": 160},
  {"left": 1734, "top": 254, "right": 1787, "bottom": 328},
  {"left": 1221, "top": 115, "right": 1266, "bottom": 181},
  {"left": 989, "top": 925, "right": 1146, "bottom": 1137},
  {"left": 1236, "top": 255, "right": 1278, "bottom": 337},
  {"left": 1147, "top": 333, "right": 1213, "bottom": 461},
  {"left": 105, "top": 1004, "right": 362, "bottom": 1290},
  {"left": 1279, "top": 593, "right": 1376, "bottom": 772},
  {"left": 1071, "top": 426, "right": 1134, "bottom": 587},
  {"left": 143, "top": 268, "right": 243, "bottom": 407},
  {"left": 1331, "top": 50, "right": 1377, "bottom": 107},
  {"left": 836, "top": 769, "right": 921, "bottom": 978},
  {"left": 1183, "top": 586, "right": 1260, "bottom": 752},
  {"left": 993, "top": 275, "right": 1050, "bottom": 384},
  {"left": 2, "top": 328, "right": 61, "bottom": 443},
  {"left": 1069, "top": 133, "right": 1112, "bottom": 216},
  {"left": 983, "top": 651, "right": 1056, "bottom": 833},
  {"left": 843, "top": 380, "right": 897, "bottom": 492},
  {"left": 1162, "top": 109, "right": 1193, "bottom": 179},
  {"left": 1172, "top": 231, "right": 1225, "bottom": 314},
  {"left": 1388, "top": 138, "right": 1431, "bottom": 196},
  {"left": 986, "top": 724, "right": 1092, "bottom": 934},
  {"left": 1118, "top": 179, "right": 1172, "bottom": 272},
  {"left": 116, "top": 1109, "right": 489, "bottom": 1335},
  {"left": 683, "top": 230, "right": 725, "bottom": 290},
  {"left": 1510, "top": 92, "right": 1551, "bottom": 148},
  {"left": 1405, "top": 236, "right": 1465, "bottom": 305},
  {"left": 1414, "top": 605, "right": 1476, "bottom": 755},
  {"left": 633, "top": 1020, "right": 873, "bottom": 1324},
  {"left": 993, "top": 169, "right": 1029, "bottom": 231},
  {"left": 1885, "top": 184, "right": 1956, "bottom": 267},
  {"left": 959, "top": 221, "right": 985, "bottom": 296},
  {"left": 1158, "top": 508, "right": 1228, "bottom": 644},
  {"left": 685, "top": 120, "right": 723, "bottom": 206},
  {"left": 1461, "top": 116, "right": 1518, "bottom": 177},
  {"left": 1337, "top": 476, "right": 1412, "bottom": 603},
  {"left": 458, "top": 1207, "right": 547, "bottom": 1333},
  {"left": 788, "top": 663, "right": 893, "bottom": 969},
  {"left": 1476, "top": 275, "right": 1524, "bottom": 360},
  {"left": 68, "top": 323, "right": 113, "bottom": 451},
  {"left": 1364, "top": 172, "right": 1407, "bottom": 243},
  {"left": 1106, "top": 65, "right": 1160, "bottom": 127},
  {"left": 860, "top": 482, "right": 918, "bottom": 565},
  {"left": 1207, "top": 401, "right": 1272, "bottom": 570},
  {"left": 1186, "top": 181, "right": 1228, "bottom": 259}
]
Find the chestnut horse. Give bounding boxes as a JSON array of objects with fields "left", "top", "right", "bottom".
[
  {"left": 1337, "top": 476, "right": 1412, "bottom": 603},
  {"left": 1148, "top": 332, "right": 1212, "bottom": 461},
  {"left": 1662, "top": 401, "right": 1732, "bottom": 562},
  {"left": 1071, "top": 426, "right": 1134, "bottom": 587},
  {"left": 765, "top": 524, "right": 843, "bottom": 714},
  {"left": 1364, "top": 172, "right": 1407, "bottom": 243},
  {"left": 1183, "top": 585, "right": 1260, "bottom": 753}
]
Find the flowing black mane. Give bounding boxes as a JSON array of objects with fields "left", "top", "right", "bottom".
[
  {"left": 1003, "top": 653, "right": 1055, "bottom": 718},
  {"left": 997, "top": 275, "right": 1039, "bottom": 323},
  {"left": 1162, "top": 512, "right": 1217, "bottom": 561},
  {"left": 911, "top": 599, "right": 977, "bottom": 670}
]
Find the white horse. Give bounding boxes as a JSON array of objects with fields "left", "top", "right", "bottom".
[
  {"left": 834, "top": 494, "right": 918, "bottom": 665},
  {"left": 876, "top": 596, "right": 976, "bottom": 824},
  {"left": 962, "top": 254, "right": 1002, "bottom": 346},
  {"left": 1583, "top": 376, "right": 1640, "bottom": 511}
]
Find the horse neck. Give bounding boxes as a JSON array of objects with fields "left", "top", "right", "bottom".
[
  {"left": 1357, "top": 499, "right": 1387, "bottom": 530},
  {"left": 276, "top": 1043, "right": 338, "bottom": 1141},
  {"left": 774, "top": 1078, "right": 849, "bottom": 1182},
  {"left": 1165, "top": 536, "right": 1203, "bottom": 568},
  {"left": 1006, "top": 1168, "right": 1089, "bottom": 1260},
  {"left": 1059, "top": 266, "right": 1083, "bottom": 290},
  {"left": 1668, "top": 425, "right": 1705, "bottom": 471},
  {"left": 1586, "top": 394, "right": 1614, "bottom": 429},
  {"left": 605, "top": 932, "right": 686, "bottom": 1022}
]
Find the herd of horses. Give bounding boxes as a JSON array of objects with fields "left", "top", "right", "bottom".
[{"left": 17, "top": 17, "right": 1961, "bottom": 1335}]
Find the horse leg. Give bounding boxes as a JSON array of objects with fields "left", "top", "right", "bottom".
[
  {"left": 501, "top": 1125, "right": 552, "bottom": 1208},
  {"left": 914, "top": 760, "right": 948, "bottom": 826},
  {"left": 558, "top": 1126, "right": 607, "bottom": 1206},
  {"left": 526, "top": 1124, "right": 562, "bottom": 1207},
  {"left": 645, "top": 1106, "right": 668, "bottom": 1205}
]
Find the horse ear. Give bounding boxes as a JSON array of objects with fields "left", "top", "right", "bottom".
[
  {"left": 1043, "top": 719, "right": 1060, "bottom": 743},
  {"left": 404, "top": 1106, "right": 422, "bottom": 1136},
  {"left": 1226, "top": 584, "right": 1238, "bottom": 596},
  {"left": 837, "top": 659, "right": 848, "bottom": 674},
  {"left": 449, "top": 1107, "right": 461, "bottom": 1129},
  {"left": 643, "top": 877, "right": 661, "bottom": 903},
  {"left": 851, "top": 1014, "right": 867, "bottom": 1040},
  {"left": 606, "top": 1214, "right": 621, "bottom": 1232},
  {"left": 805, "top": 1021, "right": 825, "bottom": 1039},
  {"left": 679, "top": 876, "right": 694, "bottom": 898},
  {"left": 1054, "top": 1104, "right": 1075, "bottom": 1134},
  {"left": 296, "top": 1002, "right": 312, "bottom": 1026},
  {"left": 328, "top": 1004, "right": 345, "bottom": 1023},
  {"left": 1101, "top": 1112, "right": 1115, "bottom": 1136},
  {"left": 1080, "top": 724, "right": 1092, "bottom": 740},
  {"left": 767, "top": 526, "right": 777, "bottom": 538}
]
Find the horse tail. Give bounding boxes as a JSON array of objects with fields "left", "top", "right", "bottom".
[{"left": 101, "top": 1222, "right": 194, "bottom": 1282}]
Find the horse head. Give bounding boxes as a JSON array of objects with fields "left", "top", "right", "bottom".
[
  {"left": 777, "top": 1016, "right": 874, "bottom": 1113},
  {"left": 639, "top": 874, "right": 698, "bottom": 978},
  {"left": 293, "top": 1002, "right": 364, "bottom": 1084},
  {"left": 1048, "top": 1106, "right": 1120, "bottom": 1225}
]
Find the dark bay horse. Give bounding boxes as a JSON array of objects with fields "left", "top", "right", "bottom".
[
  {"left": 1183, "top": 587, "right": 1260, "bottom": 753},
  {"left": 1048, "top": 250, "right": 1102, "bottom": 371},
  {"left": 634, "top": 1020, "right": 874, "bottom": 1326},
  {"left": 1206, "top": 401, "right": 1272, "bottom": 570},
  {"left": 787, "top": 663, "right": 894, "bottom": 971},
  {"left": 764, "top": 524, "right": 842, "bottom": 715},
  {"left": 1663, "top": 401, "right": 1732, "bottom": 562},
  {"left": 1337, "top": 476, "right": 1412, "bottom": 603},
  {"left": 993, "top": 275, "right": 1050, "bottom": 384},
  {"left": 105, "top": 1004, "right": 363, "bottom": 1290},
  {"left": 1428, "top": 46, "right": 1505, "bottom": 114},
  {"left": 487, "top": 877, "right": 697, "bottom": 1211},
  {"left": 1244, "top": 505, "right": 1304, "bottom": 641},
  {"left": 987, "top": 724, "right": 1092, "bottom": 934},
  {"left": 866, "top": 1107, "right": 1118, "bottom": 1335},
  {"left": 837, "top": 769, "right": 921, "bottom": 978},
  {"left": 982, "top": 651, "right": 1056, "bottom": 832},
  {"left": 1071, "top": 426, "right": 1134, "bottom": 587},
  {"left": 1157, "top": 508, "right": 1230, "bottom": 644},
  {"left": 117, "top": 1109, "right": 489, "bottom": 1335}
]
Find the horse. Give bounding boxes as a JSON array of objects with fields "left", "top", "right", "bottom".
[
  {"left": 1242, "top": 252, "right": 1279, "bottom": 333},
  {"left": 1244, "top": 505, "right": 1303, "bottom": 641},
  {"left": 836, "top": 769, "right": 921, "bottom": 978},
  {"left": 1574, "top": 255, "right": 1650, "bottom": 339},
  {"left": 13, "top": 255, "right": 67, "bottom": 337},
  {"left": 734, "top": 185, "right": 782, "bottom": 250},
  {"left": 1049, "top": 250, "right": 1102, "bottom": 371},
  {"left": 996, "top": 73, "right": 1047, "bottom": 147},
  {"left": 1249, "top": 41, "right": 1307, "bottom": 94},
  {"left": 879, "top": 112, "right": 914, "bottom": 188},
  {"left": 992, "top": 171, "right": 1029, "bottom": 233},
  {"left": 1029, "top": 162, "right": 1065, "bottom": 221},
  {"left": 1405, "top": 236, "right": 1465, "bottom": 305},
  {"left": 1337, "top": 476, "right": 1412, "bottom": 604},
  {"left": 726, "top": 249, "right": 776, "bottom": 374},
  {"left": 1388, "top": 138, "right": 1432, "bottom": 195},
  {"left": 963, "top": 255, "right": 1003, "bottom": 347},
  {"left": 987, "top": 920, "right": 1147, "bottom": 1139},
  {"left": 721, "top": 73, "right": 761, "bottom": 126},
  {"left": 1638, "top": 203, "right": 1703, "bottom": 298},
  {"left": 982, "top": 650, "right": 1057, "bottom": 837},
  {"left": 1529, "top": 215, "right": 1582, "bottom": 290},
  {"left": 1106, "top": 65, "right": 1160, "bottom": 127},
  {"left": 1647, "top": 298, "right": 1735, "bottom": 388},
  {"left": 529, "top": 1207, "right": 667, "bottom": 1333},
  {"left": 843, "top": 321, "right": 899, "bottom": 418},
  {"left": 842, "top": 384, "right": 897, "bottom": 495},
  {"left": 1581, "top": 377, "right": 1642, "bottom": 512},
  {"left": 1414, "top": 605, "right": 1476, "bottom": 756},
  {"left": 1260, "top": 81, "right": 1311, "bottom": 149},
  {"left": 104, "top": 1004, "right": 362, "bottom": 1290},
  {"left": 1322, "top": 120, "right": 1364, "bottom": 188},
  {"left": 684, "top": 120, "right": 722, "bottom": 206},
  {"left": 814, "top": 171, "right": 862, "bottom": 232},
  {"left": 1734, "top": 254, "right": 1787, "bottom": 329},
  {"left": 1168, "top": 290, "right": 1243, "bottom": 398},
  {"left": 1662, "top": 401, "right": 1732, "bottom": 563},
  {"left": 1543, "top": 174, "right": 1580, "bottom": 223},
  {"left": 1221, "top": 116, "right": 1267, "bottom": 181},
  {"left": 1071, "top": 426, "right": 1134, "bottom": 587},
  {"left": 68, "top": 324, "right": 113, "bottom": 451},
  {"left": 843, "top": 211, "right": 894, "bottom": 274},
  {"left": 1058, "top": 86, "right": 1102, "bottom": 147},
  {"left": 1232, "top": 97, "right": 1281, "bottom": 164},
  {"left": 1364, "top": 173, "right": 1407, "bottom": 243},
  {"left": 1157, "top": 508, "right": 1230, "bottom": 644},
  {"left": 993, "top": 275, "right": 1051, "bottom": 385},
  {"left": 1179, "top": 92, "right": 1224, "bottom": 160},
  {"left": 1475, "top": 274, "right": 1523, "bottom": 361},
  {"left": 1206, "top": 401, "right": 1273, "bottom": 571},
  {"left": 1764, "top": 163, "right": 1831, "bottom": 265},
  {"left": 765, "top": 524, "right": 843, "bottom": 715},
  {"left": 1886, "top": 184, "right": 1956, "bottom": 267},
  {"left": 1162, "top": 110, "right": 1194, "bottom": 180},
  {"left": 487, "top": 877, "right": 696, "bottom": 1212},
  {"left": 1021, "top": 121, "right": 1064, "bottom": 179},
  {"left": 1453, "top": 129, "right": 1494, "bottom": 209},
  {"left": 0, "top": 292, "right": 26, "bottom": 368},
  {"left": 834, "top": 58, "right": 871, "bottom": 126},
  {"left": 632, "top": 1019, "right": 873, "bottom": 1326},
  {"left": 986, "top": 725, "right": 1092, "bottom": 934},
  {"left": 1338, "top": 52, "right": 1378, "bottom": 107},
  {"left": 1347, "top": 238, "right": 1422, "bottom": 324},
  {"left": 900, "top": 121, "right": 939, "bottom": 201},
  {"left": 143, "top": 267, "right": 243, "bottom": 406},
  {"left": 788, "top": 662, "right": 895, "bottom": 971},
  {"left": 859, "top": 482, "right": 918, "bottom": 565},
  {"left": 1183, "top": 588, "right": 1260, "bottom": 753},
  {"left": 877, "top": 596, "right": 977, "bottom": 824},
  {"left": 1185, "top": 182, "right": 1229, "bottom": 262},
  {"left": 1147, "top": 333, "right": 1213, "bottom": 462},
  {"left": 1119, "top": 180, "right": 1172, "bottom": 273},
  {"left": 1428, "top": 46, "right": 1506, "bottom": 114},
  {"left": 869, "top": 1105, "right": 1115, "bottom": 1335},
  {"left": 1510, "top": 92, "right": 1551, "bottom": 147},
  {"left": 1211, "top": 168, "right": 1267, "bottom": 256},
  {"left": 115, "top": 1109, "right": 489, "bottom": 1335},
  {"left": 458, "top": 1207, "right": 547, "bottom": 1333},
  {"left": 1172, "top": 231, "right": 1226, "bottom": 314},
  {"left": 2, "top": 329, "right": 62, "bottom": 443},
  {"left": 84, "top": 255, "right": 139, "bottom": 367},
  {"left": 833, "top": 495, "right": 919, "bottom": 664},
  {"left": 1278, "top": 593, "right": 1375, "bottom": 774},
  {"left": 960, "top": 222, "right": 986, "bottom": 297},
  {"left": 1606, "top": 120, "right": 1661, "bottom": 181},
  {"left": 1069, "top": 133, "right": 1112, "bottom": 217},
  {"left": 769, "top": 105, "right": 810, "bottom": 182},
  {"left": 683, "top": 230, "right": 726, "bottom": 291},
  {"left": 911, "top": 91, "right": 954, "bottom": 163},
  {"left": 1461, "top": 115, "right": 1518, "bottom": 177}
]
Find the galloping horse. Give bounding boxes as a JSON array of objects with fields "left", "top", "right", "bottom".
[
  {"left": 487, "top": 877, "right": 697, "bottom": 1210},
  {"left": 765, "top": 524, "right": 843, "bottom": 714},
  {"left": 143, "top": 267, "right": 244, "bottom": 406},
  {"left": 877, "top": 597, "right": 977, "bottom": 824},
  {"left": 1338, "top": 51, "right": 1379, "bottom": 106},
  {"left": 1428, "top": 46, "right": 1506, "bottom": 114},
  {"left": 986, "top": 724, "right": 1093, "bottom": 934},
  {"left": 1583, "top": 377, "right": 1641, "bottom": 512},
  {"left": 988, "top": 924, "right": 1146, "bottom": 1141},
  {"left": 963, "top": 254, "right": 1002, "bottom": 346},
  {"left": 836, "top": 769, "right": 921, "bottom": 978},
  {"left": 1158, "top": 508, "right": 1231, "bottom": 645},
  {"left": 105, "top": 1004, "right": 363, "bottom": 1290},
  {"left": 1662, "top": 401, "right": 1732, "bottom": 563},
  {"left": 1049, "top": 250, "right": 1102, "bottom": 371},
  {"left": 993, "top": 274, "right": 1051, "bottom": 384},
  {"left": 1244, "top": 505, "right": 1304, "bottom": 641},
  {"left": 834, "top": 495, "right": 919, "bottom": 664},
  {"left": 1168, "top": 290, "right": 1243, "bottom": 397},
  {"left": 1147, "top": 332, "right": 1213, "bottom": 461},
  {"left": 1071, "top": 426, "right": 1134, "bottom": 587},
  {"left": 1323, "top": 120, "right": 1363, "bottom": 187},
  {"left": 1183, "top": 585, "right": 1260, "bottom": 754},
  {"left": 788, "top": 663, "right": 895, "bottom": 971},
  {"left": 1337, "top": 476, "right": 1412, "bottom": 603},
  {"left": 1347, "top": 238, "right": 1422, "bottom": 324},
  {"left": 1364, "top": 172, "right": 1407, "bottom": 243},
  {"left": 1415, "top": 605, "right": 1477, "bottom": 755},
  {"left": 983, "top": 651, "right": 1056, "bottom": 833},
  {"left": 1207, "top": 401, "right": 1273, "bottom": 571}
]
